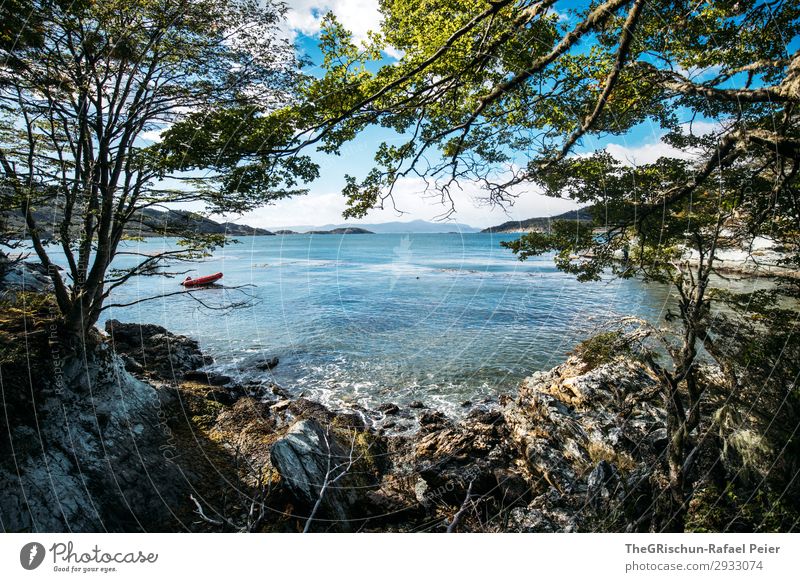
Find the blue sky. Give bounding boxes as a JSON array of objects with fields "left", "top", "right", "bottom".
[{"left": 235, "top": 1, "right": 727, "bottom": 229}]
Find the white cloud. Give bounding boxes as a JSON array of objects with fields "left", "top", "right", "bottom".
[
  {"left": 602, "top": 120, "right": 724, "bottom": 166},
  {"left": 236, "top": 174, "right": 578, "bottom": 229},
  {"left": 286, "top": 0, "right": 404, "bottom": 58},
  {"left": 139, "top": 128, "right": 165, "bottom": 143},
  {"left": 604, "top": 141, "right": 696, "bottom": 166},
  {"left": 287, "top": 1, "right": 380, "bottom": 46}
]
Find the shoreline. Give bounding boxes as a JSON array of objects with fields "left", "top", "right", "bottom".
[{"left": 1, "top": 260, "right": 793, "bottom": 533}]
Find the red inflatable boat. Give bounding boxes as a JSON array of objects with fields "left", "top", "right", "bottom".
[{"left": 181, "top": 272, "right": 223, "bottom": 287}]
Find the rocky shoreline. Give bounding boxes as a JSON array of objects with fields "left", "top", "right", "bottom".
[
  {"left": 1, "top": 288, "right": 688, "bottom": 532},
  {"left": 0, "top": 258, "right": 725, "bottom": 532}
]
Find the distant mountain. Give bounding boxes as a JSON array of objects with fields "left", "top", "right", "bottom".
[
  {"left": 2, "top": 203, "right": 273, "bottom": 238},
  {"left": 481, "top": 208, "right": 593, "bottom": 234},
  {"left": 304, "top": 227, "right": 374, "bottom": 235},
  {"left": 134, "top": 209, "right": 274, "bottom": 237},
  {"left": 269, "top": 219, "right": 479, "bottom": 234}
]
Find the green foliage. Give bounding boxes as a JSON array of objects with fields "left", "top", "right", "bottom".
[
  {"left": 686, "top": 484, "right": 799, "bottom": 533},
  {"left": 298, "top": 0, "right": 800, "bottom": 221},
  {"left": 1, "top": 0, "right": 316, "bottom": 336},
  {"left": 573, "top": 331, "right": 630, "bottom": 371}
]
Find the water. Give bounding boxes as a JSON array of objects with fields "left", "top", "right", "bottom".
[{"left": 77, "top": 233, "right": 678, "bottom": 413}]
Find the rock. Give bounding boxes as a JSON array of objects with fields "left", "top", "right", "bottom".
[
  {"left": 0, "top": 257, "right": 52, "bottom": 295},
  {"left": 418, "top": 410, "right": 447, "bottom": 428},
  {"left": 586, "top": 460, "right": 621, "bottom": 509},
  {"left": 237, "top": 353, "right": 279, "bottom": 371},
  {"left": 409, "top": 400, "right": 425, "bottom": 409},
  {"left": 466, "top": 408, "right": 503, "bottom": 425},
  {"left": 501, "top": 355, "right": 667, "bottom": 529},
  {"left": 270, "top": 400, "right": 292, "bottom": 412},
  {"left": 0, "top": 347, "right": 184, "bottom": 532},
  {"left": 494, "top": 468, "right": 533, "bottom": 505},
  {"left": 507, "top": 503, "right": 579, "bottom": 533},
  {"left": 287, "top": 398, "right": 335, "bottom": 424},
  {"left": 204, "top": 388, "right": 237, "bottom": 406},
  {"left": 270, "top": 419, "right": 368, "bottom": 529},
  {"left": 333, "top": 410, "right": 368, "bottom": 431},
  {"left": 646, "top": 427, "right": 669, "bottom": 452},
  {"left": 412, "top": 410, "right": 517, "bottom": 506},
  {"left": 121, "top": 355, "right": 144, "bottom": 374},
  {"left": 270, "top": 384, "right": 292, "bottom": 399},
  {"left": 378, "top": 403, "right": 400, "bottom": 416},
  {"left": 104, "top": 320, "right": 208, "bottom": 380}
]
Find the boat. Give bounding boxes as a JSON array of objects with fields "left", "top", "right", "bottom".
[{"left": 181, "top": 272, "right": 223, "bottom": 287}]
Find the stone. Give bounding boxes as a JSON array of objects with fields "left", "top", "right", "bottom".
[
  {"left": 104, "top": 320, "right": 207, "bottom": 380},
  {"left": 237, "top": 353, "right": 279, "bottom": 371},
  {"left": 378, "top": 403, "right": 400, "bottom": 416},
  {"left": 270, "top": 419, "right": 364, "bottom": 528},
  {"left": 182, "top": 370, "right": 231, "bottom": 386},
  {"left": 270, "top": 399, "right": 292, "bottom": 412},
  {"left": 586, "top": 460, "right": 620, "bottom": 509},
  {"left": 0, "top": 347, "right": 184, "bottom": 532}
]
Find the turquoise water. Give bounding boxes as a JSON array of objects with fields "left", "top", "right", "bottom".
[{"left": 89, "top": 233, "right": 674, "bottom": 413}]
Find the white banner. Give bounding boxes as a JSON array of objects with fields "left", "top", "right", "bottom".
[{"left": 1, "top": 533, "right": 798, "bottom": 581}]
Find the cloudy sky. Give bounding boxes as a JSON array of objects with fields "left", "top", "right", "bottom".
[{"left": 235, "top": 1, "right": 695, "bottom": 230}]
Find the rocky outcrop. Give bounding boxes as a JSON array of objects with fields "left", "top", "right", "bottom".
[
  {"left": 0, "top": 344, "right": 185, "bottom": 532},
  {"left": 501, "top": 356, "right": 666, "bottom": 531},
  {"left": 0, "top": 255, "right": 53, "bottom": 295},
  {"left": 260, "top": 355, "right": 669, "bottom": 532},
  {"left": 104, "top": 319, "right": 211, "bottom": 380}
]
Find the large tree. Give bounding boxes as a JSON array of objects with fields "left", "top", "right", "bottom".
[
  {"left": 293, "top": 0, "right": 800, "bottom": 531},
  {"left": 0, "top": 0, "right": 316, "bottom": 344}
]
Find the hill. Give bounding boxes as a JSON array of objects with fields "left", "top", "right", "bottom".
[
  {"left": 269, "top": 219, "right": 479, "bottom": 234},
  {"left": 304, "top": 227, "right": 374, "bottom": 235},
  {"left": 2, "top": 203, "right": 273, "bottom": 238},
  {"left": 481, "top": 208, "right": 593, "bottom": 233}
]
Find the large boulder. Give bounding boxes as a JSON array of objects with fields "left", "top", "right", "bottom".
[
  {"left": 0, "top": 256, "right": 53, "bottom": 295},
  {"left": 270, "top": 419, "right": 378, "bottom": 529}
]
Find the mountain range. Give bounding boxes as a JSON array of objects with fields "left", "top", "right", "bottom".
[
  {"left": 480, "top": 208, "right": 593, "bottom": 233},
  {"left": 268, "top": 219, "right": 480, "bottom": 234}
]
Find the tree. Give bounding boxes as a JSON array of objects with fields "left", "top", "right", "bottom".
[
  {"left": 503, "top": 154, "right": 743, "bottom": 530},
  {"left": 295, "top": 0, "right": 800, "bottom": 531},
  {"left": 0, "top": 0, "right": 317, "bottom": 345}
]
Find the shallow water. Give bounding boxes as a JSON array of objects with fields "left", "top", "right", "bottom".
[{"left": 52, "top": 232, "right": 687, "bottom": 414}]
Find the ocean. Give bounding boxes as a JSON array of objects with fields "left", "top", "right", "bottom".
[{"left": 82, "top": 232, "right": 679, "bottom": 415}]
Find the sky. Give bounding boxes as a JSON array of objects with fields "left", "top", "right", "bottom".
[{"left": 232, "top": 1, "right": 704, "bottom": 230}]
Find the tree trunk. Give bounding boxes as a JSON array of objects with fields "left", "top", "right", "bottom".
[{"left": 663, "top": 376, "right": 688, "bottom": 532}]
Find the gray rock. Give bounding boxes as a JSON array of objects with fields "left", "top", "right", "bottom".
[
  {"left": 104, "top": 320, "right": 208, "bottom": 380},
  {"left": 586, "top": 460, "right": 621, "bottom": 509},
  {"left": 0, "top": 347, "right": 184, "bottom": 532},
  {"left": 0, "top": 257, "right": 53, "bottom": 295},
  {"left": 237, "top": 353, "right": 279, "bottom": 371},
  {"left": 182, "top": 370, "right": 231, "bottom": 386},
  {"left": 270, "top": 419, "right": 364, "bottom": 529},
  {"left": 378, "top": 403, "right": 400, "bottom": 416}
]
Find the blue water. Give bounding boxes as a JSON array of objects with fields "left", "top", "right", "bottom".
[{"left": 87, "top": 233, "right": 675, "bottom": 413}]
